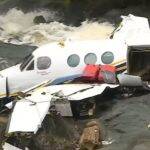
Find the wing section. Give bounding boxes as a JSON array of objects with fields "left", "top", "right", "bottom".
[{"left": 7, "top": 83, "right": 118, "bottom": 133}]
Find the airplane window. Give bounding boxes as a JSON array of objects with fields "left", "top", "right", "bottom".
[
  {"left": 20, "top": 54, "right": 33, "bottom": 71},
  {"left": 67, "top": 54, "right": 80, "bottom": 67},
  {"left": 26, "top": 61, "right": 34, "bottom": 71},
  {"left": 37, "top": 56, "right": 51, "bottom": 70},
  {"left": 101, "top": 51, "right": 114, "bottom": 64},
  {"left": 84, "top": 53, "right": 97, "bottom": 64}
]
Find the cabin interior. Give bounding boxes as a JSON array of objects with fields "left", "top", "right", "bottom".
[{"left": 127, "top": 45, "right": 150, "bottom": 81}]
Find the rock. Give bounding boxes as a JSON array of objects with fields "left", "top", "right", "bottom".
[
  {"left": 79, "top": 120, "right": 102, "bottom": 150},
  {"left": 33, "top": 15, "right": 46, "bottom": 24}
]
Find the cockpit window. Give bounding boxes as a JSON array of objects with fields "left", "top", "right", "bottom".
[
  {"left": 20, "top": 54, "right": 33, "bottom": 71},
  {"left": 26, "top": 61, "right": 34, "bottom": 71},
  {"left": 37, "top": 56, "right": 51, "bottom": 70}
]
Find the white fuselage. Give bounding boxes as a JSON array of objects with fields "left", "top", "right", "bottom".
[{"left": 0, "top": 39, "right": 127, "bottom": 98}]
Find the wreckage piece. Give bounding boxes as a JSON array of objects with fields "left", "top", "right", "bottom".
[
  {"left": 112, "top": 14, "right": 150, "bottom": 43},
  {"left": 117, "top": 74, "right": 143, "bottom": 87},
  {"left": 7, "top": 92, "right": 53, "bottom": 133},
  {"left": 50, "top": 84, "right": 118, "bottom": 117},
  {"left": 127, "top": 45, "right": 150, "bottom": 81},
  {"left": 7, "top": 84, "right": 118, "bottom": 134},
  {"left": 79, "top": 121, "right": 102, "bottom": 150}
]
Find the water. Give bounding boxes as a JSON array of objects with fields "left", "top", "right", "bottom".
[
  {"left": 0, "top": 6, "right": 150, "bottom": 46},
  {"left": 0, "top": 8, "right": 115, "bottom": 46}
]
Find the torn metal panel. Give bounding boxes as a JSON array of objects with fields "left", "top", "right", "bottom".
[
  {"left": 127, "top": 45, "right": 150, "bottom": 81},
  {"left": 113, "top": 14, "right": 150, "bottom": 43},
  {"left": 117, "top": 74, "right": 143, "bottom": 86},
  {"left": 5, "top": 101, "right": 13, "bottom": 109},
  {"left": 52, "top": 99, "right": 73, "bottom": 117},
  {"left": 8, "top": 93, "right": 53, "bottom": 133}
]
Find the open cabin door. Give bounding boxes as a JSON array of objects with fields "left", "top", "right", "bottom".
[{"left": 127, "top": 45, "right": 150, "bottom": 81}]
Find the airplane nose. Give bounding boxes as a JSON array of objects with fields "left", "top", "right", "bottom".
[{"left": 0, "top": 64, "right": 21, "bottom": 77}]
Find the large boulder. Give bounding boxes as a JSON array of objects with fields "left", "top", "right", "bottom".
[{"left": 33, "top": 15, "right": 46, "bottom": 24}]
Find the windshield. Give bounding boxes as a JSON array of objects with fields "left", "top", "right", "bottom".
[{"left": 20, "top": 54, "right": 33, "bottom": 71}]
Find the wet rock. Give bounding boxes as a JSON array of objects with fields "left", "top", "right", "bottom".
[
  {"left": 33, "top": 15, "right": 46, "bottom": 24},
  {"left": 0, "top": 42, "right": 37, "bottom": 66}
]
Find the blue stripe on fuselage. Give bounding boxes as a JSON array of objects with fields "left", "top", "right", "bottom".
[{"left": 50, "top": 74, "right": 82, "bottom": 85}]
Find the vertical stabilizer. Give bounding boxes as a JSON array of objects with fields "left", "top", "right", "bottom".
[{"left": 112, "top": 14, "right": 150, "bottom": 43}]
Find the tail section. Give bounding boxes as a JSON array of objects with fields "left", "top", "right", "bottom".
[{"left": 111, "top": 14, "right": 150, "bottom": 43}]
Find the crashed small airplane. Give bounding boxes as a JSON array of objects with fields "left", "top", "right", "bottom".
[
  {"left": 1, "top": 14, "right": 150, "bottom": 136},
  {"left": 0, "top": 14, "right": 149, "bottom": 99}
]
